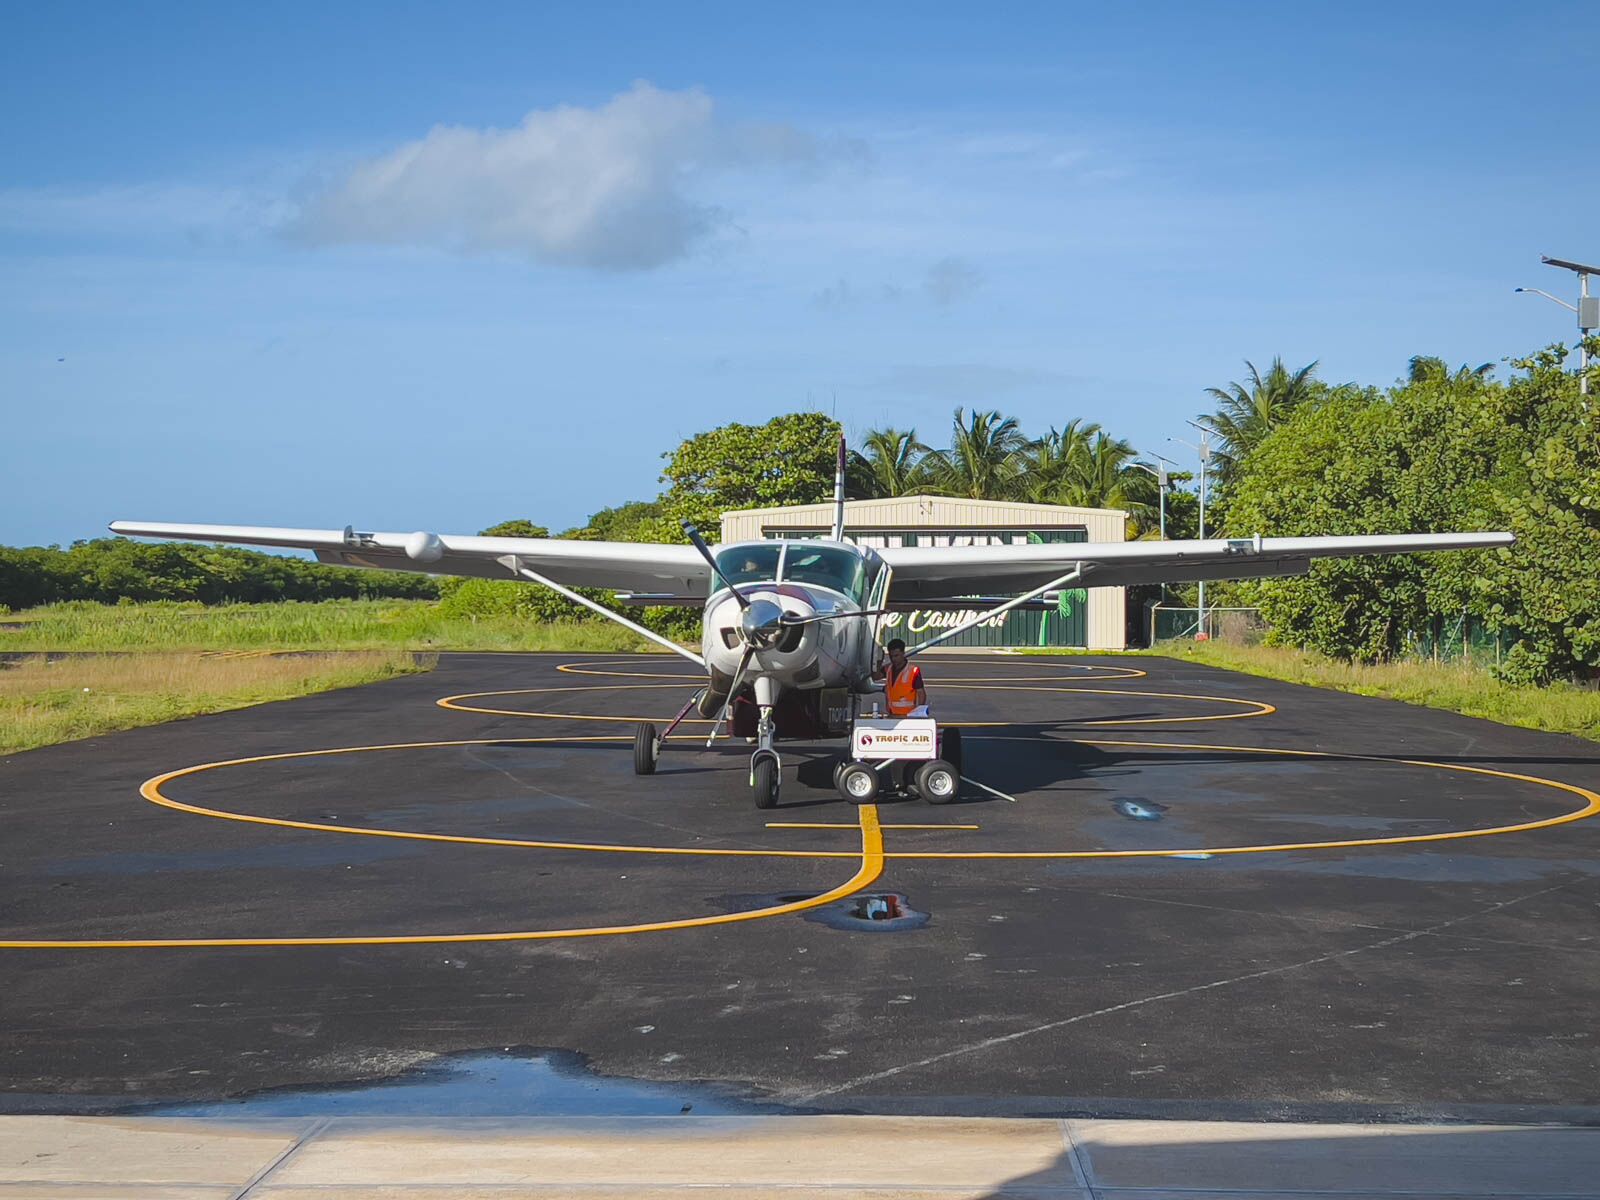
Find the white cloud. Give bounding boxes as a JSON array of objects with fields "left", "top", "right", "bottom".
[{"left": 292, "top": 81, "right": 824, "bottom": 271}]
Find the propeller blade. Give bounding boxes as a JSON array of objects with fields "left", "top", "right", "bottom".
[{"left": 681, "top": 521, "right": 750, "bottom": 611}]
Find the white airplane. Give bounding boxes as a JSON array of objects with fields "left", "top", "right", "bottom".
[{"left": 111, "top": 438, "right": 1513, "bottom": 809}]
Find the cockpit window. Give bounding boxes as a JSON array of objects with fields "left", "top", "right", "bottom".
[
  {"left": 714, "top": 544, "right": 781, "bottom": 586},
  {"left": 782, "top": 544, "right": 867, "bottom": 602}
]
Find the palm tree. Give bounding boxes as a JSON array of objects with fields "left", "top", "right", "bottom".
[
  {"left": 1406, "top": 356, "right": 1495, "bottom": 384},
  {"left": 1198, "top": 357, "right": 1322, "bottom": 490},
  {"left": 1056, "top": 430, "right": 1138, "bottom": 510},
  {"left": 848, "top": 428, "right": 931, "bottom": 498},
  {"left": 1013, "top": 420, "right": 1107, "bottom": 504},
  {"left": 929, "top": 408, "right": 1029, "bottom": 499}
]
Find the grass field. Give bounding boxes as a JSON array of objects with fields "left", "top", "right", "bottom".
[
  {"left": 0, "top": 599, "right": 676, "bottom": 753},
  {"left": 0, "top": 651, "right": 427, "bottom": 755},
  {"left": 1148, "top": 640, "right": 1600, "bottom": 743},
  {"left": 0, "top": 599, "right": 666, "bottom": 653}
]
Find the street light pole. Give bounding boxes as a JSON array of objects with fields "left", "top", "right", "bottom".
[
  {"left": 1131, "top": 457, "right": 1171, "bottom": 539},
  {"left": 1169, "top": 429, "right": 1211, "bottom": 638},
  {"left": 1525, "top": 255, "right": 1600, "bottom": 399}
]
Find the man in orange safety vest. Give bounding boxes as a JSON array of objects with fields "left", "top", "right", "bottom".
[{"left": 873, "top": 638, "right": 928, "bottom": 716}]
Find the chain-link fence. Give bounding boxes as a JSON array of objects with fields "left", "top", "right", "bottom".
[
  {"left": 1148, "top": 605, "right": 1266, "bottom": 644},
  {"left": 1150, "top": 602, "right": 1510, "bottom": 667},
  {"left": 1406, "top": 612, "right": 1509, "bottom": 669}
]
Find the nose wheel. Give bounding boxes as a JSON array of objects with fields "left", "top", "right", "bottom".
[{"left": 751, "top": 752, "right": 780, "bottom": 809}]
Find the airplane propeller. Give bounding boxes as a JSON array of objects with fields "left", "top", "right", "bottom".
[
  {"left": 681, "top": 521, "right": 751, "bottom": 612},
  {"left": 682, "top": 519, "right": 883, "bottom": 646}
]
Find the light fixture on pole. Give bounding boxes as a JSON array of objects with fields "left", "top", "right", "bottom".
[
  {"left": 1520, "top": 255, "right": 1600, "bottom": 398},
  {"left": 1131, "top": 454, "right": 1173, "bottom": 540},
  {"left": 1169, "top": 426, "right": 1211, "bottom": 639}
]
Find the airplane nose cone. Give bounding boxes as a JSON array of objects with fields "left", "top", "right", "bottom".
[{"left": 740, "top": 598, "right": 786, "bottom": 648}]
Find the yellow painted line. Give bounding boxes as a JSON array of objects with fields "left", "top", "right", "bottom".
[
  {"left": 0, "top": 801, "right": 883, "bottom": 950},
  {"left": 554, "top": 658, "right": 1149, "bottom": 683},
  {"left": 768, "top": 822, "right": 980, "bottom": 830},
  {"left": 438, "top": 683, "right": 1270, "bottom": 728},
  {"left": 124, "top": 735, "right": 1600, "bottom": 866},
  {"left": 125, "top": 737, "right": 859, "bottom": 858},
  {"left": 877, "top": 738, "right": 1600, "bottom": 859}
]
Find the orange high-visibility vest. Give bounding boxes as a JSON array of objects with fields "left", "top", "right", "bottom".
[{"left": 885, "top": 662, "right": 923, "bottom": 715}]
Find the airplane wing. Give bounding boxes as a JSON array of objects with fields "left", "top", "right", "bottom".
[
  {"left": 877, "top": 532, "right": 1514, "bottom": 601},
  {"left": 107, "top": 522, "right": 713, "bottom": 596}
]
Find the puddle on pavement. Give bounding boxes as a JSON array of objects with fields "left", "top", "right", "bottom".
[{"left": 138, "top": 1048, "right": 788, "bottom": 1117}]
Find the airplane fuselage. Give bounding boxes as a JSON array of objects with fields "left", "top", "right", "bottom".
[{"left": 697, "top": 539, "right": 890, "bottom": 730}]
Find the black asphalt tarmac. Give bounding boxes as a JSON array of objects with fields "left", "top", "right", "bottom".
[{"left": 3, "top": 651, "right": 1598, "bottom": 1121}]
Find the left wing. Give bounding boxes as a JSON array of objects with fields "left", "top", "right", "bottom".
[
  {"left": 879, "top": 532, "right": 1513, "bottom": 601},
  {"left": 107, "top": 522, "right": 712, "bottom": 596}
]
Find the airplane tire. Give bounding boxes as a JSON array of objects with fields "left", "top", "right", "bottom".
[
  {"left": 941, "top": 727, "right": 963, "bottom": 777},
  {"left": 915, "top": 759, "right": 959, "bottom": 804},
  {"left": 752, "top": 755, "right": 780, "bottom": 810},
  {"left": 633, "top": 723, "right": 658, "bottom": 775},
  {"left": 837, "top": 762, "right": 880, "bottom": 804}
]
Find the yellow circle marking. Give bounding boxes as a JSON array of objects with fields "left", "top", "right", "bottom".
[
  {"left": 10, "top": 656, "right": 1595, "bottom": 949},
  {"left": 115, "top": 735, "right": 1600, "bottom": 864},
  {"left": 437, "top": 683, "right": 1271, "bottom": 728},
  {"left": 0, "top": 761, "right": 883, "bottom": 949},
  {"left": 554, "top": 657, "right": 1148, "bottom": 682}
]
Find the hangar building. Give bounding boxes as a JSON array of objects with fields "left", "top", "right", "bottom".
[{"left": 720, "top": 496, "right": 1128, "bottom": 651}]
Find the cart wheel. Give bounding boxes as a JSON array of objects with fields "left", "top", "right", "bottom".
[
  {"left": 833, "top": 759, "right": 848, "bottom": 791},
  {"left": 837, "top": 762, "right": 880, "bottom": 803},
  {"left": 752, "top": 755, "right": 780, "bottom": 810},
  {"left": 940, "top": 727, "right": 963, "bottom": 777},
  {"left": 633, "top": 723, "right": 658, "bottom": 775},
  {"left": 915, "top": 758, "right": 958, "bottom": 804}
]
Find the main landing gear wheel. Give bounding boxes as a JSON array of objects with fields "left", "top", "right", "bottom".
[
  {"left": 941, "top": 727, "right": 963, "bottom": 777},
  {"left": 915, "top": 758, "right": 959, "bottom": 804},
  {"left": 752, "top": 755, "right": 780, "bottom": 810},
  {"left": 633, "top": 723, "right": 658, "bottom": 775},
  {"left": 837, "top": 762, "right": 880, "bottom": 804}
]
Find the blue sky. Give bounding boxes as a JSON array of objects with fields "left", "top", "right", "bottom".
[{"left": 4, "top": 1, "right": 1596, "bottom": 546}]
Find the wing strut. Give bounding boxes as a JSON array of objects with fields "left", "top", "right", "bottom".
[
  {"left": 498, "top": 555, "right": 706, "bottom": 668},
  {"left": 906, "top": 564, "right": 1085, "bottom": 657}
]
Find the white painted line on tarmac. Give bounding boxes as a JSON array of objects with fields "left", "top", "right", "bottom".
[{"left": 962, "top": 775, "right": 1017, "bottom": 803}]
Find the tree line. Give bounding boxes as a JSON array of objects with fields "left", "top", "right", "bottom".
[
  {"left": 7, "top": 334, "right": 1595, "bottom": 685},
  {"left": 0, "top": 539, "right": 438, "bottom": 610}
]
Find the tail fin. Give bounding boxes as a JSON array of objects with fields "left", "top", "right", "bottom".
[{"left": 830, "top": 434, "right": 847, "bottom": 541}]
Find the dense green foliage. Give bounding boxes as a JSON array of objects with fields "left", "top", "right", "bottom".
[
  {"left": 658, "top": 411, "right": 845, "bottom": 531},
  {"left": 1221, "top": 343, "right": 1599, "bottom": 683},
  {"left": 0, "top": 538, "right": 437, "bottom": 610}
]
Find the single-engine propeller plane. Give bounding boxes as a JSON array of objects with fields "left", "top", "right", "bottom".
[{"left": 112, "top": 437, "right": 1513, "bottom": 809}]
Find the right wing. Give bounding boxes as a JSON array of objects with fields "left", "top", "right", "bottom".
[
  {"left": 878, "top": 531, "right": 1514, "bottom": 601},
  {"left": 107, "top": 521, "right": 713, "bottom": 596}
]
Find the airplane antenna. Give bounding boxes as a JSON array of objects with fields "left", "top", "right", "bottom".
[{"left": 829, "top": 434, "right": 847, "bottom": 541}]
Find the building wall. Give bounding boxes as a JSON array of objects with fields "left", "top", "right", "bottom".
[{"left": 720, "top": 495, "right": 1128, "bottom": 650}]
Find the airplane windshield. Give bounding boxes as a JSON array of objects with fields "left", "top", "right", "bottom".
[
  {"left": 714, "top": 544, "right": 781, "bottom": 586},
  {"left": 782, "top": 544, "right": 867, "bottom": 603}
]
